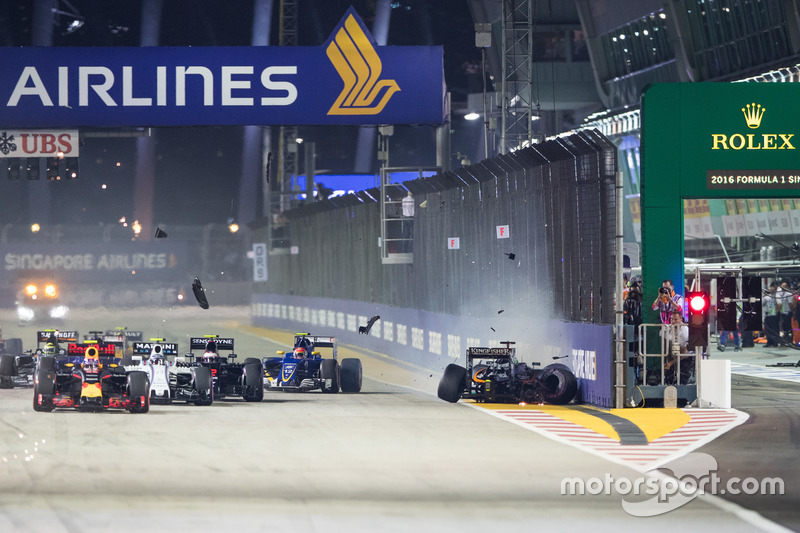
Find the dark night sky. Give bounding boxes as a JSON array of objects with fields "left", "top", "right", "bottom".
[{"left": 0, "top": 1, "right": 481, "bottom": 226}]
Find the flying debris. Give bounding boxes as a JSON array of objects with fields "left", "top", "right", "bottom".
[
  {"left": 498, "top": 309, "right": 504, "bottom": 314},
  {"left": 154, "top": 227, "right": 168, "bottom": 238},
  {"left": 192, "top": 278, "right": 209, "bottom": 309},
  {"left": 505, "top": 253, "right": 516, "bottom": 260},
  {"left": 490, "top": 327, "right": 496, "bottom": 332},
  {"left": 359, "top": 315, "right": 380, "bottom": 335}
]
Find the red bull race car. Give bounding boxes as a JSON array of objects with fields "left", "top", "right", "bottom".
[
  {"left": 261, "top": 333, "right": 362, "bottom": 393},
  {"left": 33, "top": 337, "right": 150, "bottom": 413}
]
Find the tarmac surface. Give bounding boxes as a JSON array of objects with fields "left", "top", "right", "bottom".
[{"left": 0, "top": 308, "right": 795, "bottom": 532}]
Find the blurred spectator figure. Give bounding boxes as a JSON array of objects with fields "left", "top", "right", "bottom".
[
  {"left": 763, "top": 281, "right": 781, "bottom": 347},
  {"left": 402, "top": 190, "right": 414, "bottom": 218},
  {"left": 778, "top": 280, "right": 793, "bottom": 339},
  {"left": 651, "top": 279, "right": 683, "bottom": 324},
  {"left": 401, "top": 191, "right": 414, "bottom": 248},
  {"left": 792, "top": 288, "right": 800, "bottom": 345},
  {"left": 624, "top": 280, "right": 642, "bottom": 328}
]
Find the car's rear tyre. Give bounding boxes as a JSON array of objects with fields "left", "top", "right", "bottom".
[
  {"left": 438, "top": 364, "right": 467, "bottom": 403},
  {"left": 538, "top": 364, "right": 578, "bottom": 405},
  {"left": 0, "top": 354, "right": 16, "bottom": 377},
  {"left": 127, "top": 372, "right": 150, "bottom": 413},
  {"left": 5, "top": 338, "right": 23, "bottom": 355},
  {"left": 242, "top": 361, "right": 264, "bottom": 402},
  {"left": 192, "top": 367, "right": 213, "bottom": 406},
  {"left": 340, "top": 358, "right": 362, "bottom": 393},
  {"left": 38, "top": 356, "right": 56, "bottom": 372},
  {"left": 33, "top": 369, "right": 56, "bottom": 412},
  {"left": 320, "top": 359, "right": 340, "bottom": 393}
]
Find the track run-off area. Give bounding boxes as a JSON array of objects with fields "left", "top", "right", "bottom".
[{"left": 0, "top": 307, "right": 794, "bottom": 532}]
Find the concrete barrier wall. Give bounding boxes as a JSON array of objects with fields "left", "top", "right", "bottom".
[{"left": 251, "top": 293, "right": 613, "bottom": 407}]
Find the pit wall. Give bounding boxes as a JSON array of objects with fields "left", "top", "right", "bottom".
[{"left": 251, "top": 293, "right": 613, "bottom": 407}]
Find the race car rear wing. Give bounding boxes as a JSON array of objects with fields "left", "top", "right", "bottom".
[
  {"left": 189, "top": 336, "right": 235, "bottom": 351},
  {"left": 132, "top": 341, "right": 179, "bottom": 356},
  {"left": 36, "top": 330, "right": 79, "bottom": 346}
]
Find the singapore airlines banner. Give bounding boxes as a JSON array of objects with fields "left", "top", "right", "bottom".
[{"left": 0, "top": 8, "right": 444, "bottom": 128}]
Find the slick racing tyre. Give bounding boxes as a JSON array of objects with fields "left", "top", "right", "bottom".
[
  {"left": 0, "top": 355, "right": 15, "bottom": 381},
  {"left": 4, "top": 338, "right": 23, "bottom": 355},
  {"left": 538, "top": 364, "right": 578, "bottom": 405},
  {"left": 320, "top": 359, "right": 340, "bottom": 393},
  {"left": 242, "top": 361, "right": 264, "bottom": 402},
  {"left": 127, "top": 372, "right": 151, "bottom": 413},
  {"left": 437, "top": 364, "right": 467, "bottom": 403},
  {"left": 192, "top": 366, "right": 213, "bottom": 406},
  {"left": 38, "top": 356, "right": 57, "bottom": 372},
  {"left": 339, "top": 358, "right": 363, "bottom": 393},
  {"left": 33, "top": 369, "right": 56, "bottom": 412}
]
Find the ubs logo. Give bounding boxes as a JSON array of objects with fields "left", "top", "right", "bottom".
[{"left": 326, "top": 12, "right": 400, "bottom": 115}]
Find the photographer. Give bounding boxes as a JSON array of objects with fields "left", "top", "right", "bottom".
[{"left": 652, "top": 279, "right": 684, "bottom": 324}]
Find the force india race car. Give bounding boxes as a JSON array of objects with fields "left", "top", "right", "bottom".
[
  {"left": 126, "top": 339, "right": 213, "bottom": 405},
  {"left": 437, "top": 342, "right": 578, "bottom": 405},
  {"left": 0, "top": 330, "right": 73, "bottom": 389},
  {"left": 261, "top": 333, "right": 362, "bottom": 393},
  {"left": 33, "top": 338, "right": 150, "bottom": 413},
  {"left": 187, "top": 335, "right": 263, "bottom": 402}
]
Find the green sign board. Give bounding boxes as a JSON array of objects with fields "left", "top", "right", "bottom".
[{"left": 641, "top": 82, "right": 800, "bottom": 322}]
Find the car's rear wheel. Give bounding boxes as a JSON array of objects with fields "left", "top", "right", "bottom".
[
  {"left": 127, "top": 372, "right": 150, "bottom": 413},
  {"left": 340, "top": 358, "right": 362, "bottom": 393},
  {"left": 320, "top": 359, "right": 340, "bottom": 393},
  {"left": 192, "top": 367, "right": 213, "bottom": 406},
  {"left": 4, "top": 338, "right": 23, "bottom": 355},
  {"left": 438, "top": 364, "right": 467, "bottom": 403},
  {"left": 242, "top": 361, "right": 264, "bottom": 402},
  {"left": 33, "top": 369, "right": 56, "bottom": 412},
  {"left": 538, "top": 364, "right": 578, "bottom": 405}
]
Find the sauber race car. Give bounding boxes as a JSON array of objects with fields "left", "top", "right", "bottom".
[
  {"left": 186, "top": 335, "right": 263, "bottom": 402},
  {"left": 0, "top": 330, "right": 71, "bottom": 388},
  {"left": 126, "top": 339, "right": 213, "bottom": 405},
  {"left": 261, "top": 333, "right": 362, "bottom": 393},
  {"left": 33, "top": 338, "right": 150, "bottom": 413},
  {"left": 437, "top": 342, "right": 577, "bottom": 405}
]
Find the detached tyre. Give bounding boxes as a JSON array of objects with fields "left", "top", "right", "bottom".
[
  {"left": 5, "top": 338, "right": 23, "bottom": 355},
  {"left": 242, "top": 361, "right": 264, "bottom": 402},
  {"left": 538, "top": 364, "right": 578, "bottom": 405},
  {"left": 340, "top": 358, "right": 363, "bottom": 393},
  {"left": 127, "top": 372, "right": 151, "bottom": 413},
  {"left": 320, "top": 359, "right": 340, "bottom": 393},
  {"left": 33, "top": 369, "right": 56, "bottom": 412},
  {"left": 438, "top": 364, "right": 467, "bottom": 403},
  {"left": 0, "top": 354, "right": 15, "bottom": 377},
  {"left": 192, "top": 366, "right": 213, "bottom": 406}
]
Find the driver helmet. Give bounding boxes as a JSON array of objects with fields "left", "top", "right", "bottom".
[
  {"left": 43, "top": 342, "right": 57, "bottom": 356},
  {"left": 202, "top": 341, "right": 218, "bottom": 362},
  {"left": 293, "top": 347, "right": 306, "bottom": 359},
  {"left": 149, "top": 345, "right": 164, "bottom": 365}
]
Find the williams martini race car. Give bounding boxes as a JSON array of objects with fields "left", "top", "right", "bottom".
[
  {"left": 0, "top": 330, "right": 71, "bottom": 389},
  {"left": 438, "top": 342, "right": 577, "bottom": 405},
  {"left": 33, "top": 338, "right": 150, "bottom": 413},
  {"left": 186, "top": 335, "right": 263, "bottom": 402},
  {"left": 261, "top": 333, "right": 362, "bottom": 393},
  {"left": 126, "top": 339, "right": 213, "bottom": 405}
]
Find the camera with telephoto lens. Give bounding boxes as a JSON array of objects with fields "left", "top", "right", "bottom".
[{"left": 658, "top": 287, "right": 670, "bottom": 295}]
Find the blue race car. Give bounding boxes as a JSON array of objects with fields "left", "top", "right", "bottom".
[{"left": 262, "top": 333, "right": 362, "bottom": 393}]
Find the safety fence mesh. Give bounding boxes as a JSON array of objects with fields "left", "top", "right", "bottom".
[{"left": 255, "top": 129, "right": 617, "bottom": 324}]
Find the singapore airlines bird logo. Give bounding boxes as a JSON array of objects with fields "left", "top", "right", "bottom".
[{"left": 326, "top": 13, "right": 400, "bottom": 115}]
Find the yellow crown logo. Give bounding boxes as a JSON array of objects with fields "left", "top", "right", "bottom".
[
  {"left": 326, "top": 14, "right": 400, "bottom": 115},
  {"left": 741, "top": 102, "right": 765, "bottom": 129}
]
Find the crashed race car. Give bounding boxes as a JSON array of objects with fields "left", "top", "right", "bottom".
[
  {"left": 126, "top": 339, "right": 213, "bottom": 405},
  {"left": 33, "top": 339, "right": 150, "bottom": 413},
  {"left": 0, "top": 330, "right": 72, "bottom": 389},
  {"left": 261, "top": 333, "right": 362, "bottom": 393},
  {"left": 438, "top": 342, "right": 578, "bottom": 405},
  {"left": 186, "top": 335, "right": 263, "bottom": 402}
]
